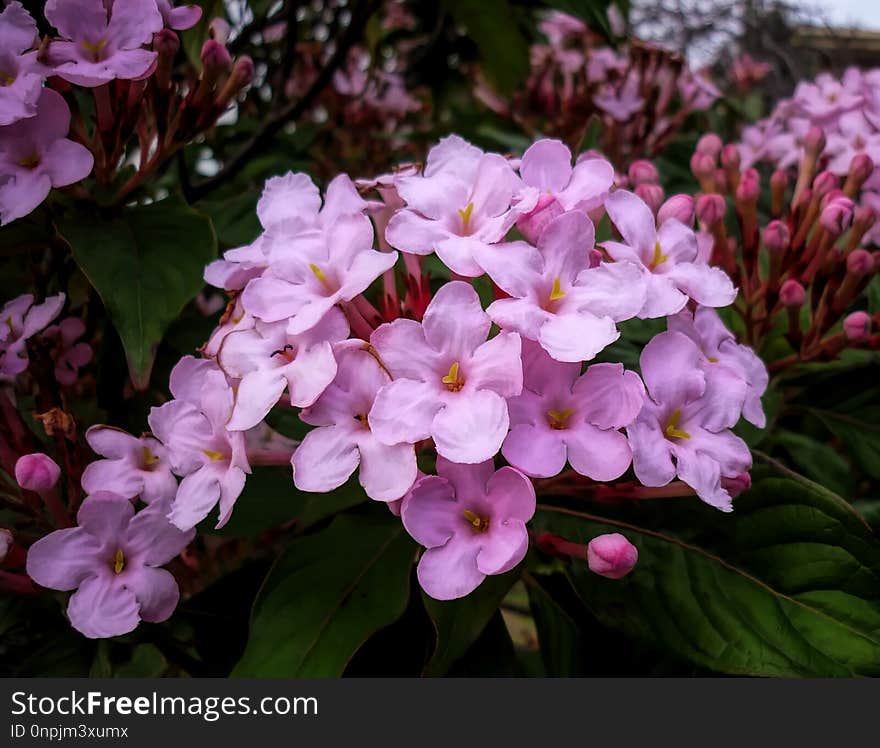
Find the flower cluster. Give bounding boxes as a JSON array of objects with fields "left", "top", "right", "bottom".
[
  {"left": 475, "top": 11, "right": 719, "bottom": 166},
  {"left": 19, "top": 132, "right": 770, "bottom": 637}
]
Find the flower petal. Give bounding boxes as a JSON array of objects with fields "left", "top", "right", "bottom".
[
  {"left": 431, "top": 389, "right": 508, "bottom": 464},
  {"left": 67, "top": 575, "right": 140, "bottom": 639},
  {"left": 291, "top": 425, "right": 359, "bottom": 493}
]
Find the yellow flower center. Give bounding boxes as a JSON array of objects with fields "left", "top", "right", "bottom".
[
  {"left": 549, "top": 277, "right": 566, "bottom": 301},
  {"left": 649, "top": 241, "right": 669, "bottom": 270},
  {"left": 112, "top": 549, "right": 125, "bottom": 574},
  {"left": 441, "top": 361, "right": 464, "bottom": 391},
  {"left": 547, "top": 407, "right": 574, "bottom": 429},
  {"left": 664, "top": 408, "right": 691, "bottom": 440},
  {"left": 81, "top": 38, "right": 108, "bottom": 61},
  {"left": 1, "top": 72, "right": 15, "bottom": 86},
  {"left": 142, "top": 446, "right": 159, "bottom": 467},
  {"left": 203, "top": 449, "right": 225, "bottom": 461},
  {"left": 18, "top": 152, "right": 40, "bottom": 169},
  {"left": 458, "top": 202, "right": 475, "bottom": 233},
  {"left": 308, "top": 263, "right": 331, "bottom": 287},
  {"left": 462, "top": 509, "right": 489, "bottom": 533}
]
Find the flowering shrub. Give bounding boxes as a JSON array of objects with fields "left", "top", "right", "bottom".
[{"left": 2, "top": 2, "right": 880, "bottom": 679}]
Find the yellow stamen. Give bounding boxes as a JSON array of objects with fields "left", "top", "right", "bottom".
[
  {"left": 113, "top": 549, "right": 125, "bottom": 574},
  {"left": 462, "top": 509, "right": 489, "bottom": 533},
  {"left": 650, "top": 241, "right": 668, "bottom": 269},
  {"left": 664, "top": 408, "right": 691, "bottom": 440},
  {"left": 142, "top": 447, "right": 159, "bottom": 467},
  {"left": 5, "top": 317, "right": 13, "bottom": 334},
  {"left": 81, "top": 38, "right": 108, "bottom": 61},
  {"left": 458, "top": 202, "right": 475, "bottom": 232},
  {"left": 1, "top": 72, "right": 15, "bottom": 86},
  {"left": 549, "top": 277, "right": 566, "bottom": 301},
  {"left": 309, "top": 263, "right": 330, "bottom": 286},
  {"left": 441, "top": 361, "right": 464, "bottom": 391},
  {"left": 547, "top": 408, "right": 574, "bottom": 429},
  {"left": 18, "top": 153, "right": 40, "bottom": 169},
  {"left": 707, "top": 356, "right": 719, "bottom": 363},
  {"left": 203, "top": 449, "right": 225, "bottom": 461}
]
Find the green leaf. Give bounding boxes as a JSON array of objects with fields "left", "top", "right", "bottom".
[
  {"left": 533, "top": 477, "right": 880, "bottom": 676},
  {"left": 542, "top": 0, "right": 612, "bottom": 40},
  {"left": 525, "top": 574, "right": 583, "bottom": 676},
  {"left": 61, "top": 197, "right": 217, "bottom": 389},
  {"left": 233, "top": 513, "right": 415, "bottom": 677},
  {"left": 421, "top": 567, "right": 520, "bottom": 676},
  {"left": 771, "top": 429, "right": 854, "bottom": 496}
]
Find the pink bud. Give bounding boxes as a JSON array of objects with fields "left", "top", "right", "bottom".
[
  {"left": 804, "top": 126, "right": 826, "bottom": 156},
  {"left": 230, "top": 55, "right": 255, "bottom": 87},
  {"left": 587, "top": 533, "right": 638, "bottom": 580},
  {"left": 657, "top": 194, "right": 695, "bottom": 225},
  {"left": 735, "top": 168, "right": 760, "bottom": 202},
  {"left": 154, "top": 28, "right": 180, "bottom": 57},
  {"left": 690, "top": 151, "right": 715, "bottom": 181},
  {"left": 15, "top": 453, "right": 61, "bottom": 493},
  {"left": 849, "top": 153, "right": 874, "bottom": 184},
  {"left": 820, "top": 196, "right": 855, "bottom": 234},
  {"left": 714, "top": 169, "right": 728, "bottom": 192},
  {"left": 588, "top": 248, "right": 603, "bottom": 268},
  {"left": 696, "top": 133, "right": 723, "bottom": 157},
  {"left": 516, "top": 193, "right": 564, "bottom": 245},
  {"left": 779, "top": 279, "right": 806, "bottom": 307},
  {"left": 720, "top": 144, "right": 741, "bottom": 170},
  {"left": 635, "top": 183, "right": 664, "bottom": 214},
  {"left": 855, "top": 204, "right": 877, "bottom": 230},
  {"left": 696, "top": 193, "right": 725, "bottom": 226},
  {"left": 721, "top": 472, "right": 751, "bottom": 498},
  {"left": 843, "top": 311, "right": 872, "bottom": 342},
  {"left": 201, "top": 39, "right": 232, "bottom": 79},
  {"left": 847, "top": 249, "right": 874, "bottom": 276},
  {"left": 763, "top": 220, "right": 790, "bottom": 255},
  {"left": 628, "top": 160, "right": 659, "bottom": 186},
  {"left": 770, "top": 170, "right": 788, "bottom": 191},
  {"left": 812, "top": 170, "right": 838, "bottom": 199}
]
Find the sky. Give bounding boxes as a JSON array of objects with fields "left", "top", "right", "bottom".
[{"left": 808, "top": 0, "right": 880, "bottom": 29}]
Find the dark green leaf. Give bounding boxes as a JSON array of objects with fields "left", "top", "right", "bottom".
[
  {"left": 771, "top": 429, "right": 854, "bottom": 496},
  {"left": 525, "top": 574, "right": 582, "bottom": 676}
]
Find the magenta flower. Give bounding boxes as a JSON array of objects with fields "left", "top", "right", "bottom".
[
  {"left": 81, "top": 425, "right": 177, "bottom": 504},
  {"left": 477, "top": 211, "right": 646, "bottom": 362},
  {"left": 603, "top": 190, "right": 736, "bottom": 318},
  {"left": 627, "top": 331, "right": 752, "bottom": 511},
  {"left": 241, "top": 214, "right": 396, "bottom": 335},
  {"left": 0, "top": 89, "right": 94, "bottom": 224},
  {"left": 587, "top": 533, "right": 638, "bottom": 579},
  {"left": 292, "top": 341, "right": 417, "bottom": 502},
  {"left": 26, "top": 494, "right": 193, "bottom": 639},
  {"left": 0, "top": 2, "right": 45, "bottom": 126},
  {"left": 384, "top": 135, "right": 526, "bottom": 277},
  {"left": 369, "top": 281, "right": 522, "bottom": 464},
  {"left": 45, "top": 0, "right": 162, "bottom": 87},
  {"left": 0, "top": 292, "right": 65, "bottom": 377},
  {"left": 42, "top": 317, "right": 93, "bottom": 385},
  {"left": 401, "top": 457, "right": 535, "bottom": 600},
  {"left": 148, "top": 357, "right": 250, "bottom": 530},
  {"left": 218, "top": 308, "right": 349, "bottom": 431},
  {"left": 516, "top": 139, "right": 614, "bottom": 243},
  {"left": 503, "top": 342, "right": 644, "bottom": 480},
  {"left": 668, "top": 306, "right": 769, "bottom": 428},
  {"left": 15, "top": 453, "right": 61, "bottom": 493},
  {"left": 156, "top": 0, "right": 202, "bottom": 31}
]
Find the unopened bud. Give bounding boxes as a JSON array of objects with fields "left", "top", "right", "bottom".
[
  {"left": 200, "top": 39, "right": 232, "bottom": 83},
  {"left": 847, "top": 248, "right": 874, "bottom": 276},
  {"left": 849, "top": 153, "right": 874, "bottom": 185},
  {"left": 154, "top": 28, "right": 180, "bottom": 57},
  {"left": 635, "top": 183, "right": 664, "bottom": 214},
  {"left": 812, "top": 170, "right": 838, "bottom": 199},
  {"left": 657, "top": 194, "right": 695, "bottom": 225},
  {"left": 735, "top": 168, "right": 760, "bottom": 202},
  {"left": 843, "top": 311, "right": 872, "bottom": 342},
  {"left": 721, "top": 472, "right": 751, "bottom": 499},
  {"left": 230, "top": 55, "right": 255, "bottom": 88},
  {"left": 690, "top": 151, "right": 715, "bottom": 181},
  {"left": 628, "top": 160, "right": 659, "bottom": 186},
  {"left": 696, "top": 193, "right": 726, "bottom": 226},
  {"left": 804, "top": 126, "right": 826, "bottom": 157},
  {"left": 720, "top": 144, "right": 741, "bottom": 171},
  {"left": 587, "top": 533, "right": 638, "bottom": 580},
  {"left": 696, "top": 133, "right": 723, "bottom": 157},
  {"left": 517, "top": 193, "right": 563, "bottom": 245},
  {"left": 779, "top": 279, "right": 806, "bottom": 307},
  {"left": 763, "top": 220, "right": 790, "bottom": 255},
  {"left": 15, "top": 453, "right": 61, "bottom": 493},
  {"left": 820, "top": 196, "right": 855, "bottom": 234}
]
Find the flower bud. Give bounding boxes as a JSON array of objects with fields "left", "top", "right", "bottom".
[
  {"left": 804, "top": 126, "right": 826, "bottom": 157},
  {"left": 15, "top": 453, "right": 61, "bottom": 493},
  {"left": 657, "top": 194, "right": 695, "bottom": 225},
  {"left": 696, "top": 133, "right": 723, "bottom": 157},
  {"left": 720, "top": 144, "right": 741, "bottom": 171},
  {"left": 843, "top": 311, "right": 872, "bottom": 342},
  {"left": 210, "top": 17, "right": 231, "bottom": 44},
  {"left": 696, "top": 193, "right": 725, "bottom": 226},
  {"left": 628, "top": 160, "right": 659, "bottom": 186},
  {"left": 735, "top": 168, "right": 760, "bottom": 202},
  {"left": 820, "top": 195, "right": 855, "bottom": 234},
  {"left": 763, "top": 220, "right": 790, "bottom": 255},
  {"left": 635, "top": 183, "right": 664, "bottom": 214},
  {"left": 587, "top": 533, "right": 638, "bottom": 580},
  {"left": 154, "top": 28, "right": 180, "bottom": 57},
  {"left": 779, "top": 279, "right": 806, "bottom": 307},
  {"left": 588, "top": 248, "right": 603, "bottom": 268},
  {"left": 690, "top": 151, "right": 715, "bottom": 182},
  {"left": 200, "top": 39, "right": 232, "bottom": 82},
  {"left": 854, "top": 204, "right": 877, "bottom": 232},
  {"left": 516, "top": 193, "right": 564, "bottom": 245},
  {"left": 849, "top": 153, "right": 874, "bottom": 185},
  {"left": 230, "top": 55, "right": 255, "bottom": 88},
  {"left": 847, "top": 248, "right": 874, "bottom": 276},
  {"left": 770, "top": 169, "right": 788, "bottom": 192},
  {"left": 721, "top": 472, "right": 751, "bottom": 499},
  {"left": 812, "top": 170, "right": 838, "bottom": 199}
]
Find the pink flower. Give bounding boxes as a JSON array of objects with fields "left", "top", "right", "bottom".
[
  {"left": 291, "top": 341, "right": 417, "bottom": 501},
  {"left": 0, "top": 2, "right": 45, "bottom": 126},
  {"left": 26, "top": 494, "right": 193, "bottom": 639},
  {"left": 0, "top": 292, "right": 65, "bottom": 377},
  {"left": 368, "top": 282, "right": 523, "bottom": 464},
  {"left": 402, "top": 457, "right": 535, "bottom": 600},
  {"left": 627, "top": 331, "right": 752, "bottom": 511},
  {"left": 516, "top": 139, "right": 614, "bottom": 243},
  {"left": 81, "top": 425, "right": 177, "bottom": 504},
  {"left": 668, "top": 306, "right": 769, "bottom": 428},
  {"left": 42, "top": 317, "right": 93, "bottom": 386},
  {"left": 503, "top": 342, "right": 644, "bottom": 480},
  {"left": 825, "top": 112, "right": 880, "bottom": 175},
  {"left": 241, "top": 213, "right": 396, "bottom": 335},
  {"left": 0, "top": 89, "right": 94, "bottom": 224},
  {"left": 595, "top": 75, "right": 645, "bottom": 122},
  {"left": 148, "top": 357, "right": 250, "bottom": 530},
  {"left": 603, "top": 190, "right": 736, "bottom": 318},
  {"left": 218, "top": 308, "right": 349, "bottom": 431},
  {"left": 587, "top": 533, "right": 638, "bottom": 579},
  {"left": 477, "top": 211, "right": 646, "bottom": 362},
  {"left": 15, "top": 453, "right": 61, "bottom": 493},
  {"left": 384, "top": 135, "right": 527, "bottom": 277},
  {"left": 45, "top": 0, "right": 162, "bottom": 87},
  {"left": 155, "top": 0, "right": 202, "bottom": 30}
]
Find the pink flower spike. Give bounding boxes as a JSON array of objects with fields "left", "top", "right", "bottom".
[
  {"left": 477, "top": 211, "right": 646, "bottom": 362},
  {"left": 44, "top": 0, "right": 163, "bottom": 87},
  {"left": 401, "top": 458, "right": 535, "bottom": 600},
  {"left": 603, "top": 189, "right": 737, "bottom": 318},
  {"left": 587, "top": 533, "right": 638, "bottom": 579},
  {"left": 81, "top": 425, "right": 178, "bottom": 504},
  {"left": 42, "top": 317, "right": 93, "bottom": 386},
  {"left": 0, "top": 89, "right": 94, "bottom": 224},
  {"left": 219, "top": 308, "right": 349, "bottom": 431},
  {"left": 0, "top": 1, "right": 45, "bottom": 126},
  {"left": 0, "top": 292, "right": 65, "bottom": 377},
  {"left": 369, "top": 281, "right": 522, "bottom": 464},
  {"left": 292, "top": 341, "right": 417, "bottom": 502},
  {"left": 26, "top": 494, "right": 193, "bottom": 639},
  {"left": 503, "top": 342, "right": 644, "bottom": 480},
  {"left": 15, "top": 453, "right": 61, "bottom": 493}
]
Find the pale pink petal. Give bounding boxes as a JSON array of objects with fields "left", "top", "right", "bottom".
[
  {"left": 474, "top": 241, "right": 543, "bottom": 296},
  {"left": 422, "top": 281, "right": 491, "bottom": 360},
  {"left": 417, "top": 535, "right": 484, "bottom": 600},
  {"left": 520, "top": 138, "right": 573, "bottom": 192},
  {"left": 26, "top": 528, "right": 102, "bottom": 591},
  {"left": 401, "top": 475, "right": 458, "bottom": 548},
  {"left": 476, "top": 520, "right": 528, "bottom": 575},
  {"left": 639, "top": 273, "right": 689, "bottom": 318},
  {"left": 604, "top": 189, "right": 656, "bottom": 254},
  {"left": 67, "top": 576, "right": 140, "bottom": 639},
  {"left": 667, "top": 263, "right": 737, "bottom": 308},
  {"left": 431, "top": 389, "right": 508, "bottom": 464},
  {"left": 355, "top": 436, "right": 417, "bottom": 501},
  {"left": 122, "top": 566, "right": 178, "bottom": 623},
  {"left": 537, "top": 310, "right": 618, "bottom": 362},
  {"left": 369, "top": 379, "right": 441, "bottom": 445},
  {"left": 573, "top": 363, "right": 645, "bottom": 429},
  {"left": 565, "top": 423, "right": 632, "bottom": 481},
  {"left": 502, "top": 424, "right": 566, "bottom": 478},
  {"left": 291, "top": 425, "right": 359, "bottom": 493},
  {"left": 465, "top": 331, "right": 522, "bottom": 398},
  {"left": 435, "top": 235, "right": 490, "bottom": 278},
  {"left": 627, "top": 418, "right": 676, "bottom": 486},
  {"left": 640, "top": 331, "right": 706, "bottom": 406},
  {"left": 43, "top": 138, "right": 94, "bottom": 187}
]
